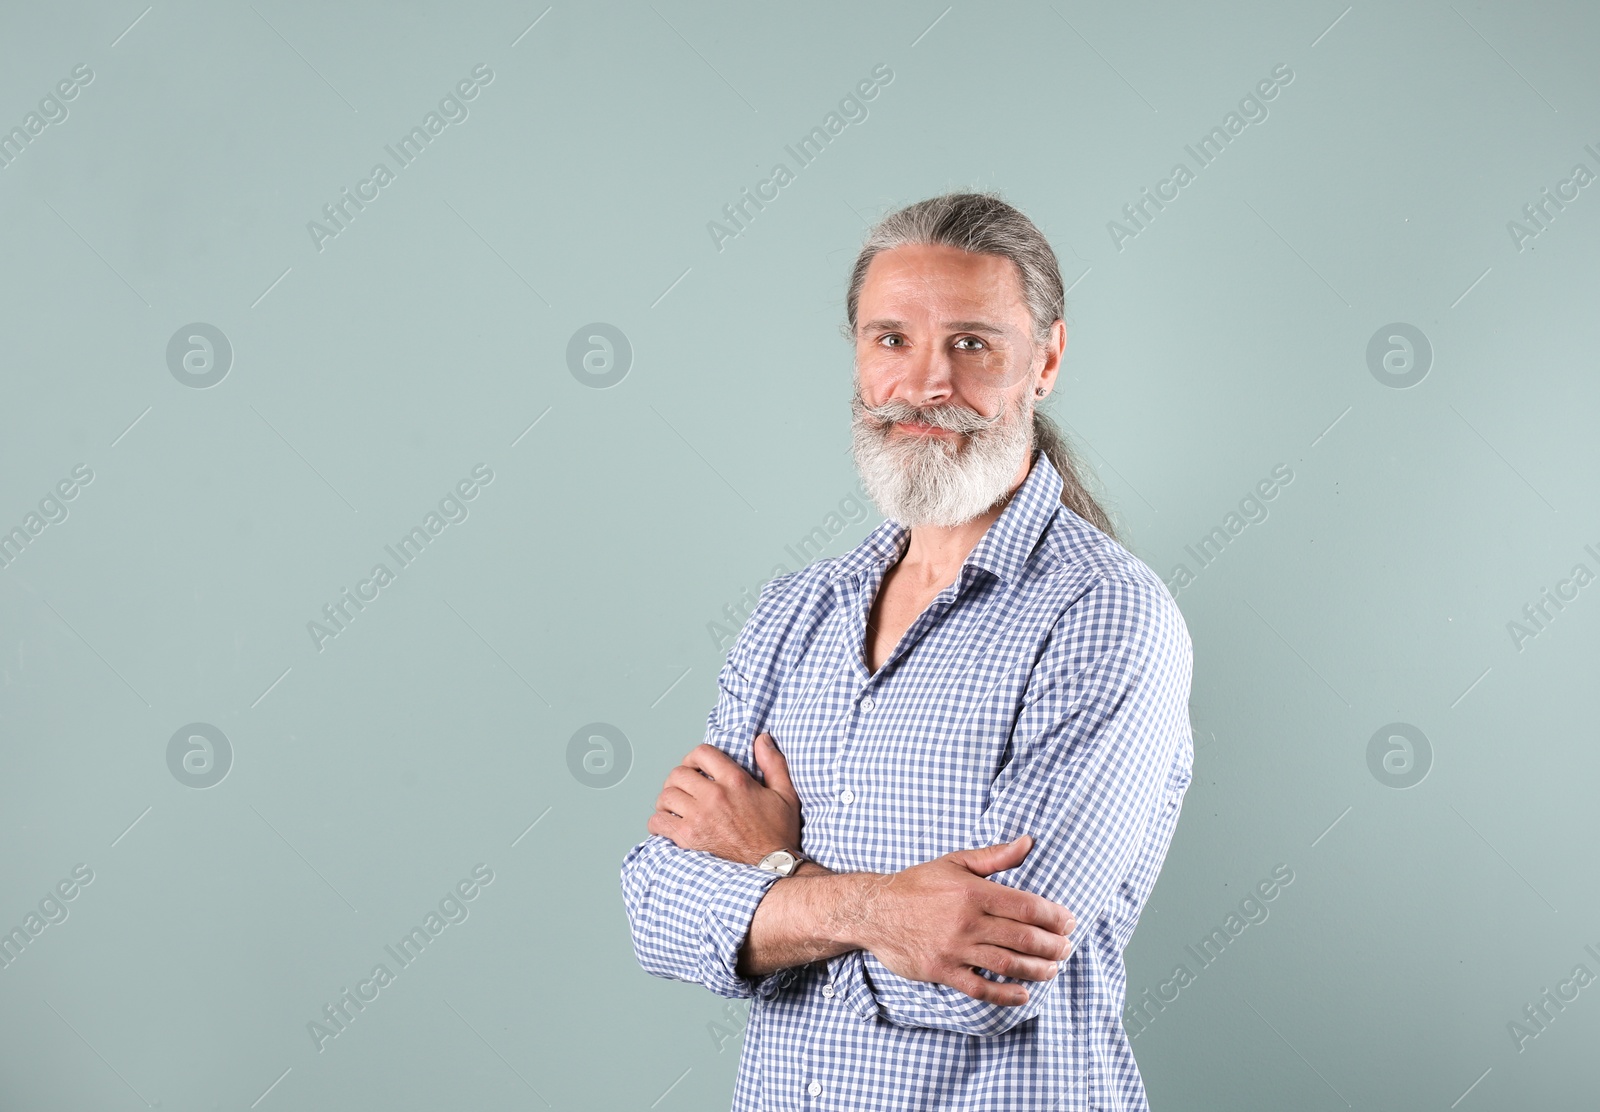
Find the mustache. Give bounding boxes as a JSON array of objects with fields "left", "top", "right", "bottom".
[{"left": 853, "top": 394, "right": 1006, "bottom": 435}]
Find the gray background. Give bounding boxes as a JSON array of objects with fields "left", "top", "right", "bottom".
[{"left": 1, "top": 0, "right": 1595, "bottom": 1108}]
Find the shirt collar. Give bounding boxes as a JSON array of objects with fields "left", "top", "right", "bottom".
[{"left": 831, "top": 448, "right": 1065, "bottom": 587}]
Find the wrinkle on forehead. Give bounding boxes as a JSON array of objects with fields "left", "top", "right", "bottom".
[{"left": 859, "top": 245, "right": 1030, "bottom": 340}]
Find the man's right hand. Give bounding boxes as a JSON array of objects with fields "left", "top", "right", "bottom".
[{"left": 851, "top": 834, "right": 1075, "bottom": 1007}]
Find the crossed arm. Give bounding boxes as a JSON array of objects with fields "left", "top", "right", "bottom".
[
  {"left": 619, "top": 573, "right": 1193, "bottom": 1035},
  {"left": 632, "top": 730, "right": 1072, "bottom": 1008},
  {"left": 732, "top": 840, "right": 1076, "bottom": 1009}
]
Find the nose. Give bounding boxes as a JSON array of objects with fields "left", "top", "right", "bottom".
[{"left": 897, "top": 339, "right": 955, "bottom": 410}]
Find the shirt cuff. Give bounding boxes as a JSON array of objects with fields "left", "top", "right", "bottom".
[
  {"left": 828, "top": 947, "right": 1047, "bottom": 1035},
  {"left": 829, "top": 949, "right": 884, "bottom": 1023},
  {"left": 752, "top": 963, "right": 801, "bottom": 1001},
  {"left": 696, "top": 855, "right": 792, "bottom": 1000}
]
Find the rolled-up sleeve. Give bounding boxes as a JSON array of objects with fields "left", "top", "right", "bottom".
[
  {"left": 620, "top": 833, "right": 797, "bottom": 999},
  {"left": 619, "top": 574, "right": 805, "bottom": 1001},
  {"left": 831, "top": 573, "right": 1194, "bottom": 1036}
]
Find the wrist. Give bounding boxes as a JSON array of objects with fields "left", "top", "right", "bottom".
[
  {"left": 755, "top": 847, "right": 811, "bottom": 875},
  {"left": 818, "top": 871, "right": 892, "bottom": 952}
]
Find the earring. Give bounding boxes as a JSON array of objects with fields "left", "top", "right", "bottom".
[{"left": 1034, "top": 387, "right": 1046, "bottom": 397}]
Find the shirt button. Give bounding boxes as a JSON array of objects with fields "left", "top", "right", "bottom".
[
  {"left": 859, "top": 695, "right": 875, "bottom": 711},
  {"left": 839, "top": 789, "right": 855, "bottom": 804},
  {"left": 807, "top": 1080, "right": 822, "bottom": 1096},
  {"left": 822, "top": 982, "right": 835, "bottom": 998}
]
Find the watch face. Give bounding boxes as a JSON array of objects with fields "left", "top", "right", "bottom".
[{"left": 760, "top": 850, "right": 797, "bottom": 874}]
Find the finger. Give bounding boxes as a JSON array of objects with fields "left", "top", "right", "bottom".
[
  {"left": 656, "top": 786, "right": 695, "bottom": 817},
  {"left": 967, "top": 943, "right": 1060, "bottom": 985},
  {"left": 980, "top": 884, "right": 1075, "bottom": 937},
  {"left": 683, "top": 743, "right": 745, "bottom": 781},
  {"left": 755, "top": 733, "right": 798, "bottom": 794},
  {"left": 664, "top": 765, "right": 711, "bottom": 798},
  {"left": 983, "top": 915, "right": 1074, "bottom": 963},
  {"left": 947, "top": 966, "right": 1030, "bottom": 1007},
  {"left": 949, "top": 835, "right": 1031, "bottom": 877}
]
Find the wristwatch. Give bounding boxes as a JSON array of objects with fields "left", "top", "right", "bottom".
[{"left": 756, "top": 848, "right": 809, "bottom": 876}]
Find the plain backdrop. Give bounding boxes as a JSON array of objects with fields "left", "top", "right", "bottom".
[{"left": 0, "top": 2, "right": 1596, "bottom": 1109}]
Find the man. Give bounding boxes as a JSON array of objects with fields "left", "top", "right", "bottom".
[{"left": 620, "top": 191, "right": 1194, "bottom": 1111}]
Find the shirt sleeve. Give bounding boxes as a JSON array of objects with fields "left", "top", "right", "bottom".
[
  {"left": 831, "top": 572, "right": 1195, "bottom": 1036},
  {"left": 619, "top": 573, "right": 806, "bottom": 1002},
  {"left": 619, "top": 834, "right": 799, "bottom": 1000}
]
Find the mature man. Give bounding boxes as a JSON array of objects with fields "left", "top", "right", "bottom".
[{"left": 620, "top": 192, "right": 1194, "bottom": 1111}]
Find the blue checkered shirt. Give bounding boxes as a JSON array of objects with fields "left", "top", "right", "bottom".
[{"left": 620, "top": 449, "right": 1195, "bottom": 1111}]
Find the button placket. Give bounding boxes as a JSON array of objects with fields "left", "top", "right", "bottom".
[{"left": 840, "top": 691, "right": 870, "bottom": 813}]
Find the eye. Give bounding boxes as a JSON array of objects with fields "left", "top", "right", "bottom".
[
  {"left": 876, "top": 333, "right": 906, "bottom": 348},
  {"left": 953, "top": 336, "right": 986, "bottom": 352}
]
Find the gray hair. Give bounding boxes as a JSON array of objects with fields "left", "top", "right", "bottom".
[{"left": 840, "top": 191, "right": 1121, "bottom": 543}]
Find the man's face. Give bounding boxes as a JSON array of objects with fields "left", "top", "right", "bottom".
[{"left": 850, "top": 243, "right": 1049, "bottom": 528}]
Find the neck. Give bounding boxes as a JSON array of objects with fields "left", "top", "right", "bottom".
[{"left": 896, "top": 446, "right": 1034, "bottom": 588}]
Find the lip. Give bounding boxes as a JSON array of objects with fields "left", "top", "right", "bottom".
[{"left": 894, "top": 420, "right": 953, "bottom": 436}]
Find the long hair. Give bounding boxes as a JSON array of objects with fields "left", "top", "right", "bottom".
[{"left": 840, "top": 191, "right": 1121, "bottom": 543}]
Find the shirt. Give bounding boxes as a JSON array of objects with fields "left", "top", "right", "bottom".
[{"left": 620, "top": 447, "right": 1195, "bottom": 1112}]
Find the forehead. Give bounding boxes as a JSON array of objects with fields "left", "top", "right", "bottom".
[{"left": 857, "top": 243, "right": 1027, "bottom": 324}]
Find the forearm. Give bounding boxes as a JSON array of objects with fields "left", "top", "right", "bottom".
[{"left": 735, "top": 861, "right": 888, "bottom": 979}]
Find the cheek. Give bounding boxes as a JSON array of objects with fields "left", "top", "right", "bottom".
[
  {"left": 992, "top": 351, "right": 1023, "bottom": 382},
  {"left": 855, "top": 352, "right": 902, "bottom": 390},
  {"left": 971, "top": 348, "right": 1026, "bottom": 391},
  {"left": 972, "top": 348, "right": 1011, "bottom": 374}
]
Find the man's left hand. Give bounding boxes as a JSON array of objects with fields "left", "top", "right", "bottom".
[{"left": 647, "top": 732, "right": 801, "bottom": 866}]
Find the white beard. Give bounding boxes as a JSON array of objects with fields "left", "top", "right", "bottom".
[{"left": 850, "top": 385, "right": 1034, "bottom": 529}]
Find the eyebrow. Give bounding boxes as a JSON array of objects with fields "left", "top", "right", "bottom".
[{"left": 859, "top": 318, "right": 1009, "bottom": 336}]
